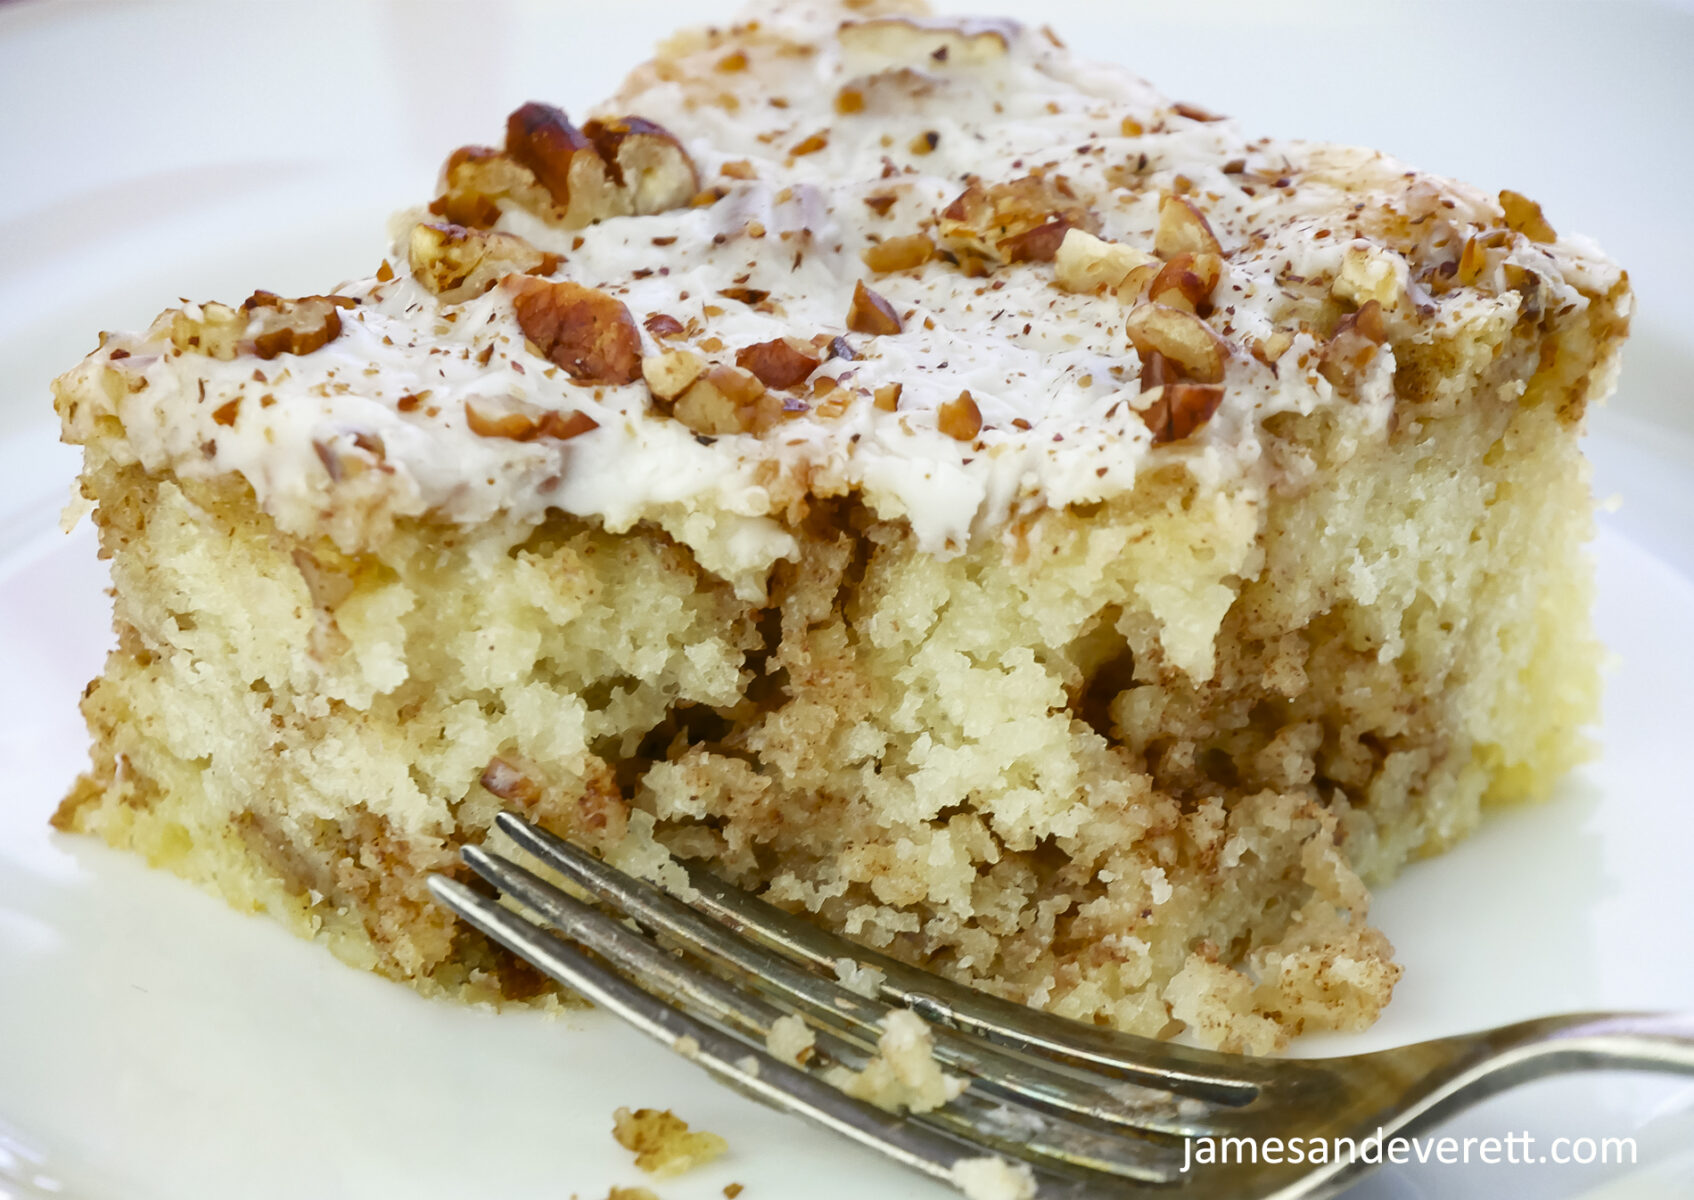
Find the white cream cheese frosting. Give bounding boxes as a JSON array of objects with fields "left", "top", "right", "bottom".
[{"left": 57, "top": 0, "right": 1622, "bottom": 595}]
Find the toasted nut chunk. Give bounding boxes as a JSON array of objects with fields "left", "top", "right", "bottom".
[
  {"left": 465, "top": 399, "right": 599, "bottom": 441},
  {"left": 612, "top": 1107, "right": 727, "bottom": 1179},
  {"left": 873, "top": 382, "right": 903, "bottom": 411},
  {"left": 1115, "top": 260, "right": 1161, "bottom": 305},
  {"left": 582, "top": 116, "right": 700, "bottom": 214},
  {"left": 1154, "top": 195, "right": 1223, "bottom": 258},
  {"left": 1339, "top": 299, "right": 1388, "bottom": 344},
  {"left": 642, "top": 348, "right": 705, "bottom": 402},
  {"left": 847, "top": 280, "right": 903, "bottom": 335},
  {"left": 736, "top": 337, "right": 822, "bottom": 389},
  {"left": 672, "top": 365, "right": 779, "bottom": 435},
  {"left": 1141, "top": 383, "right": 1224, "bottom": 444},
  {"left": 997, "top": 218, "right": 1075, "bottom": 264},
  {"left": 1455, "top": 236, "right": 1489, "bottom": 287},
  {"left": 937, "top": 390, "right": 983, "bottom": 441},
  {"left": 938, "top": 175, "right": 1099, "bottom": 270},
  {"left": 437, "top": 103, "right": 697, "bottom": 232},
  {"left": 720, "top": 159, "right": 757, "bottom": 180},
  {"left": 1246, "top": 329, "right": 1295, "bottom": 366},
  {"left": 835, "top": 86, "right": 866, "bottom": 114},
  {"left": 1147, "top": 251, "right": 1223, "bottom": 313},
  {"left": 838, "top": 17, "right": 1014, "bottom": 67},
  {"left": 1498, "top": 189, "right": 1556, "bottom": 243},
  {"left": 861, "top": 233, "right": 935, "bottom": 273},
  {"left": 1319, "top": 300, "right": 1388, "bottom": 388},
  {"left": 505, "top": 102, "right": 600, "bottom": 207},
  {"left": 1053, "top": 229, "right": 1156, "bottom": 293},
  {"left": 505, "top": 276, "right": 642, "bottom": 384},
  {"left": 241, "top": 292, "right": 350, "bottom": 360},
  {"left": 408, "top": 221, "right": 556, "bottom": 304},
  {"left": 644, "top": 313, "right": 686, "bottom": 339},
  {"left": 1331, "top": 244, "right": 1405, "bottom": 310},
  {"left": 790, "top": 131, "right": 829, "bottom": 156},
  {"left": 1125, "top": 303, "right": 1226, "bottom": 382}
]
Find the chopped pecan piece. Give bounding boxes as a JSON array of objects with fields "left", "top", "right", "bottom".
[
  {"left": 1153, "top": 195, "right": 1223, "bottom": 258},
  {"left": 437, "top": 103, "right": 698, "bottom": 232},
  {"left": 1053, "top": 229, "right": 1156, "bottom": 294},
  {"left": 408, "top": 221, "right": 556, "bottom": 304},
  {"left": 644, "top": 313, "right": 686, "bottom": 339},
  {"left": 861, "top": 233, "right": 935, "bottom": 273},
  {"left": 505, "top": 276, "right": 642, "bottom": 384},
  {"left": 937, "top": 390, "right": 983, "bottom": 441},
  {"left": 736, "top": 337, "right": 822, "bottom": 390},
  {"left": 1141, "top": 383, "right": 1224, "bottom": 444},
  {"left": 672, "top": 365, "right": 781, "bottom": 435},
  {"left": 1498, "top": 189, "right": 1556, "bottom": 243},
  {"left": 465, "top": 399, "right": 600, "bottom": 441},
  {"left": 1319, "top": 300, "right": 1388, "bottom": 389},
  {"left": 171, "top": 291, "right": 351, "bottom": 361},
  {"left": 642, "top": 348, "right": 705, "bottom": 402},
  {"left": 505, "top": 102, "right": 598, "bottom": 208},
  {"left": 1147, "top": 251, "right": 1223, "bottom": 314},
  {"left": 939, "top": 175, "right": 1099, "bottom": 270},
  {"left": 873, "top": 382, "right": 903, "bottom": 411},
  {"left": 1125, "top": 303, "right": 1226, "bottom": 383},
  {"left": 847, "top": 280, "right": 903, "bottom": 335},
  {"left": 582, "top": 116, "right": 700, "bottom": 214}
]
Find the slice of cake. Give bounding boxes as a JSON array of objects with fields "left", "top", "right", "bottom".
[{"left": 51, "top": 0, "right": 1629, "bottom": 1051}]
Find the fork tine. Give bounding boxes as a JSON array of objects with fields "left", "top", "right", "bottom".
[
  {"left": 496, "top": 811, "right": 1263, "bottom": 1104},
  {"left": 454, "top": 847, "right": 1186, "bottom": 1183},
  {"left": 479, "top": 824, "right": 1211, "bottom": 1140},
  {"left": 426, "top": 876, "right": 1055, "bottom": 1197}
]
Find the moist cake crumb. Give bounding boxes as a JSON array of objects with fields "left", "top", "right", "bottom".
[
  {"left": 823, "top": 1009, "right": 966, "bottom": 1114},
  {"left": 950, "top": 1156, "right": 1039, "bottom": 1200},
  {"left": 612, "top": 1107, "right": 729, "bottom": 1178}
]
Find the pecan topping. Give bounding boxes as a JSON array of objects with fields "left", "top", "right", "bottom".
[
  {"left": 1125, "top": 303, "right": 1226, "bottom": 383},
  {"left": 861, "top": 233, "right": 935, "bottom": 273},
  {"left": 736, "top": 338, "right": 822, "bottom": 390},
  {"left": 939, "top": 175, "right": 1099, "bottom": 271},
  {"left": 873, "top": 382, "right": 903, "bottom": 412},
  {"left": 1147, "top": 251, "right": 1222, "bottom": 314},
  {"left": 408, "top": 221, "right": 557, "bottom": 304},
  {"left": 1153, "top": 195, "right": 1223, "bottom": 258},
  {"left": 1498, "top": 189, "right": 1556, "bottom": 243},
  {"left": 170, "top": 291, "right": 352, "bottom": 361},
  {"left": 505, "top": 102, "right": 596, "bottom": 206},
  {"left": 847, "top": 280, "right": 902, "bottom": 335},
  {"left": 937, "top": 390, "right": 983, "bottom": 441},
  {"left": 1141, "top": 383, "right": 1223, "bottom": 444},
  {"left": 505, "top": 276, "right": 642, "bottom": 385},
  {"left": 642, "top": 348, "right": 705, "bottom": 402},
  {"left": 465, "top": 399, "right": 599, "bottom": 442},
  {"left": 436, "top": 103, "right": 697, "bottom": 232},
  {"left": 1053, "top": 229, "right": 1156, "bottom": 294},
  {"left": 672, "top": 365, "right": 781, "bottom": 435}
]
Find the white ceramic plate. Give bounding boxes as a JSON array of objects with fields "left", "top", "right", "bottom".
[{"left": 2, "top": 2, "right": 1692, "bottom": 1197}]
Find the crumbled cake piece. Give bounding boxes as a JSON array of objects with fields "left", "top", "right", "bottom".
[
  {"left": 949, "top": 1156, "right": 1038, "bottom": 1200},
  {"left": 51, "top": 0, "right": 1626, "bottom": 1047},
  {"left": 764, "top": 1012, "right": 818, "bottom": 1065},
  {"left": 612, "top": 1107, "right": 729, "bottom": 1178},
  {"left": 823, "top": 1009, "right": 966, "bottom": 1114}
]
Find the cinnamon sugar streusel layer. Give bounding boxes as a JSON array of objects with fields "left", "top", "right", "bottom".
[{"left": 53, "top": 0, "right": 1626, "bottom": 1050}]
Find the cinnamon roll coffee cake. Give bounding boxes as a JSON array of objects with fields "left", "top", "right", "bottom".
[{"left": 52, "top": 0, "right": 1628, "bottom": 1051}]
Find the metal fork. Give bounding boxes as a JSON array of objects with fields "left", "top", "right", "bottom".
[{"left": 429, "top": 812, "right": 1694, "bottom": 1198}]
